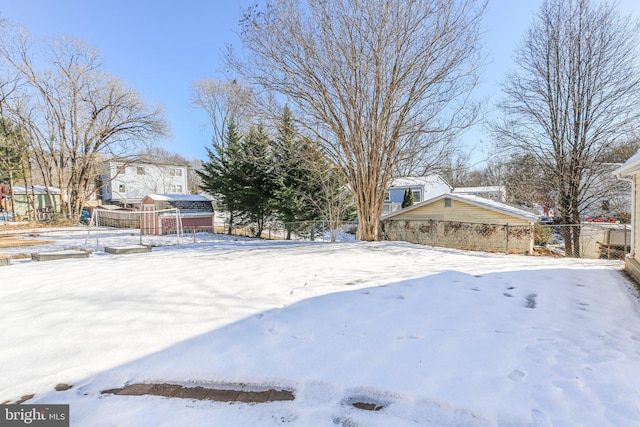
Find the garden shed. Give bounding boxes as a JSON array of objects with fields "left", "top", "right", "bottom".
[
  {"left": 382, "top": 193, "right": 538, "bottom": 254},
  {"left": 141, "top": 194, "right": 214, "bottom": 235}
]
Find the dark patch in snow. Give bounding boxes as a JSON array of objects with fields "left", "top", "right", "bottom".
[
  {"left": 504, "top": 293, "right": 514, "bottom": 298},
  {"left": 342, "top": 392, "right": 391, "bottom": 413},
  {"left": 333, "top": 416, "right": 359, "bottom": 427},
  {"left": 351, "top": 401, "right": 384, "bottom": 411},
  {"left": 55, "top": 383, "right": 72, "bottom": 391},
  {"left": 525, "top": 294, "right": 538, "bottom": 309},
  {"left": 102, "top": 383, "right": 295, "bottom": 403}
]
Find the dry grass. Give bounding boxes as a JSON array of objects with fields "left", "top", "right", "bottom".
[
  {"left": 0, "top": 238, "right": 55, "bottom": 248},
  {"left": 0, "top": 222, "right": 50, "bottom": 231}
]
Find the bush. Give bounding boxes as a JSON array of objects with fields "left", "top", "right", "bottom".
[{"left": 534, "top": 223, "right": 553, "bottom": 246}]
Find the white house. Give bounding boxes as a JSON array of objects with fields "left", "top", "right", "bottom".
[
  {"left": 383, "top": 175, "right": 451, "bottom": 215},
  {"left": 101, "top": 160, "right": 189, "bottom": 207}
]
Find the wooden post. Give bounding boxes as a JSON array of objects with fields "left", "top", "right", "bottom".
[{"left": 505, "top": 223, "right": 509, "bottom": 254}]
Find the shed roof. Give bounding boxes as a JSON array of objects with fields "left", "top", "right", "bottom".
[
  {"left": 144, "top": 194, "right": 210, "bottom": 202},
  {"left": 382, "top": 193, "right": 539, "bottom": 223}
]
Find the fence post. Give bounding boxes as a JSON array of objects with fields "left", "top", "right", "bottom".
[
  {"left": 625, "top": 223, "right": 628, "bottom": 257},
  {"left": 505, "top": 223, "right": 509, "bottom": 254},
  {"left": 430, "top": 219, "right": 435, "bottom": 247}
]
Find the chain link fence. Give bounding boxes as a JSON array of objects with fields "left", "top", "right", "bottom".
[
  {"left": 213, "top": 219, "right": 359, "bottom": 242},
  {"left": 534, "top": 223, "right": 630, "bottom": 259},
  {"left": 383, "top": 219, "right": 534, "bottom": 254},
  {"left": 383, "top": 219, "right": 631, "bottom": 259}
]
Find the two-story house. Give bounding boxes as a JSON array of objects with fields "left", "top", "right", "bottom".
[
  {"left": 101, "top": 160, "right": 189, "bottom": 207},
  {"left": 383, "top": 175, "right": 452, "bottom": 215}
]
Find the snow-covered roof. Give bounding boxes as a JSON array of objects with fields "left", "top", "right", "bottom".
[
  {"left": 383, "top": 192, "right": 539, "bottom": 222},
  {"left": 613, "top": 150, "right": 640, "bottom": 177},
  {"left": 144, "top": 194, "right": 210, "bottom": 202},
  {"left": 388, "top": 175, "right": 450, "bottom": 189},
  {"left": 10, "top": 185, "right": 61, "bottom": 195},
  {"left": 452, "top": 186, "right": 505, "bottom": 193}
]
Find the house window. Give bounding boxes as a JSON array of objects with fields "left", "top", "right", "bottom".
[
  {"left": 118, "top": 184, "right": 126, "bottom": 193},
  {"left": 170, "top": 168, "right": 183, "bottom": 177},
  {"left": 170, "top": 185, "right": 183, "bottom": 193},
  {"left": 136, "top": 167, "right": 146, "bottom": 175},
  {"left": 116, "top": 165, "right": 125, "bottom": 175},
  {"left": 444, "top": 197, "right": 451, "bottom": 208},
  {"left": 412, "top": 189, "right": 422, "bottom": 203},
  {"left": 384, "top": 191, "right": 390, "bottom": 202}
]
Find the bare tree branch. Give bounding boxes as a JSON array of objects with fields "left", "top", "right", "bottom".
[
  {"left": 230, "top": 0, "right": 486, "bottom": 240},
  {"left": 0, "top": 22, "right": 170, "bottom": 220},
  {"left": 492, "top": 0, "right": 640, "bottom": 255}
]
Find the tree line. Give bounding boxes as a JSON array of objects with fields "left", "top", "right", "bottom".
[
  {"left": 0, "top": 22, "right": 168, "bottom": 221},
  {"left": 3, "top": 0, "right": 640, "bottom": 254},
  {"left": 198, "top": 106, "right": 354, "bottom": 239}
]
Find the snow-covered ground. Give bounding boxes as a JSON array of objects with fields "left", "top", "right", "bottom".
[{"left": 1, "top": 228, "right": 639, "bottom": 426}]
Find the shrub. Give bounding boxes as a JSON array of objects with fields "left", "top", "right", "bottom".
[{"left": 534, "top": 223, "right": 553, "bottom": 246}]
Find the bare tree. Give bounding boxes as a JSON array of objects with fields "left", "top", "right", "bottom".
[
  {"left": 0, "top": 24, "right": 169, "bottom": 220},
  {"left": 492, "top": 0, "right": 640, "bottom": 256},
  {"left": 437, "top": 150, "right": 473, "bottom": 189},
  {"left": 191, "top": 78, "right": 256, "bottom": 146},
  {"left": 232, "top": 0, "right": 486, "bottom": 240},
  {"left": 501, "top": 153, "right": 552, "bottom": 207}
]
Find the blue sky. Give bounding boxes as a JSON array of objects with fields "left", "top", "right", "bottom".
[{"left": 0, "top": 0, "right": 638, "bottom": 166}]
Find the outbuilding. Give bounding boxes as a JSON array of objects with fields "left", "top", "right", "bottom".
[
  {"left": 614, "top": 153, "right": 640, "bottom": 280},
  {"left": 140, "top": 194, "right": 214, "bottom": 235},
  {"left": 382, "top": 193, "right": 538, "bottom": 254}
]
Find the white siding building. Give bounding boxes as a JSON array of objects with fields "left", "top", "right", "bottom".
[{"left": 101, "top": 160, "right": 189, "bottom": 207}]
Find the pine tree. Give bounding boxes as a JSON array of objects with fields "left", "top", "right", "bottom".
[
  {"left": 197, "top": 119, "right": 244, "bottom": 234},
  {"left": 271, "top": 106, "right": 324, "bottom": 238},
  {"left": 402, "top": 189, "right": 414, "bottom": 209},
  {"left": 235, "top": 124, "right": 279, "bottom": 237}
]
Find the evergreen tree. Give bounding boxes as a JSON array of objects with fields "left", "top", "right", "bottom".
[
  {"left": 271, "top": 106, "right": 324, "bottom": 238},
  {"left": 402, "top": 189, "right": 414, "bottom": 209},
  {"left": 197, "top": 119, "right": 244, "bottom": 234},
  {"left": 235, "top": 124, "right": 279, "bottom": 237}
]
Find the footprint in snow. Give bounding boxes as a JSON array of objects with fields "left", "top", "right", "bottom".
[
  {"left": 531, "top": 409, "right": 552, "bottom": 427},
  {"left": 508, "top": 369, "right": 526, "bottom": 383},
  {"left": 396, "top": 334, "right": 422, "bottom": 340}
]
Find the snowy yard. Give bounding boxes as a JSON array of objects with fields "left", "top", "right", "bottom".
[{"left": 1, "top": 228, "right": 640, "bottom": 426}]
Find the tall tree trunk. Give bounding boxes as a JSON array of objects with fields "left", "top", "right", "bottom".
[{"left": 8, "top": 168, "right": 16, "bottom": 220}]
